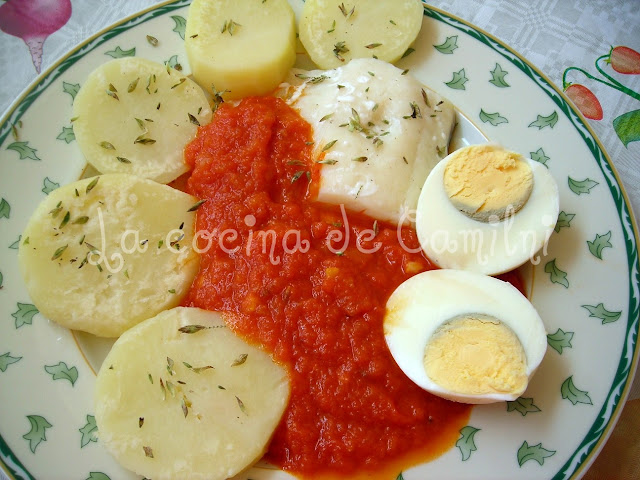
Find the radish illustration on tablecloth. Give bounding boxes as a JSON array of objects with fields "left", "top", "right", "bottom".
[
  {"left": 0, "top": 0, "right": 72, "bottom": 74},
  {"left": 563, "top": 45, "right": 640, "bottom": 147}
]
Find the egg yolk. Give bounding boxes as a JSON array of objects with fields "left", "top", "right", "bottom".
[
  {"left": 423, "top": 314, "right": 528, "bottom": 396},
  {"left": 443, "top": 145, "right": 533, "bottom": 221}
]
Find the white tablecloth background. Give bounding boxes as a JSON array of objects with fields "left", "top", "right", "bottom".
[{"left": 1, "top": 2, "right": 639, "bottom": 479}]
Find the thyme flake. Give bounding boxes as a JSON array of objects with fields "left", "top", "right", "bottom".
[
  {"left": 106, "top": 89, "right": 119, "bottom": 101},
  {"left": 338, "top": 2, "right": 355, "bottom": 18},
  {"left": 421, "top": 88, "right": 431, "bottom": 108},
  {"left": 231, "top": 353, "right": 248, "bottom": 366},
  {"left": 178, "top": 324, "right": 208, "bottom": 334},
  {"left": 236, "top": 396, "right": 248, "bottom": 415},
  {"left": 333, "top": 41, "right": 349, "bottom": 62},
  {"left": 146, "top": 35, "right": 158, "bottom": 46},
  {"left": 59, "top": 211, "right": 71, "bottom": 229},
  {"left": 170, "top": 78, "right": 186, "bottom": 89},
  {"left": 51, "top": 245, "right": 67, "bottom": 261},
  {"left": 401, "top": 47, "right": 415, "bottom": 59},
  {"left": 322, "top": 139, "right": 338, "bottom": 152},
  {"left": 188, "top": 199, "right": 206, "bottom": 212},
  {"left": 128, "top": 77, "right": 140, "bottom": 93},
  {"left": 134, "top": 137, "right": 156, "bottom": 145},
  {"left": 49, "top": 201, "right": 63, "bottom": 217},
  {"left": 319, "top": 113, "right": 333, "bottom": 122}
]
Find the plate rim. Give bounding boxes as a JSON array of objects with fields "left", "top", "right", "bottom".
[{"left": 0, "top": 1, "right": 638, "bottom": 479}]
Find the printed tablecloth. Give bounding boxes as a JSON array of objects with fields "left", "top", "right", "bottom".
[{"left": 0, "top": 1, "right": 638, "bottom": 479}]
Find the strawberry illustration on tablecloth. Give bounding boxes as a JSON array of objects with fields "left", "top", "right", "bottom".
[
  {"left": 0, "top": 0, "right": 72, "bottom": 73},
  {"left": 563, "top": 45, "right": 640, "bottom": 147}
]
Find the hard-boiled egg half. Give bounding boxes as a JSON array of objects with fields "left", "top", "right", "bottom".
[
  {"left": 384, "top": 269, "right": 547, "bottom": 404},
  {"left": 416, "top": 144, "right": 559, "bottom": 275}
]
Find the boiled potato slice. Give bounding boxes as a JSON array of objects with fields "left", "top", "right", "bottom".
[
  {"left": 18, "top": 174, "right": 200, "bottom": 337},
  {"left": 299, "top": 0, "right": 424, "bottom": 69},
  {"left": 95, "top": 307, "right": 290, "bottom": 480},
  {"left": 185, "top": 0, "right": 296, "bottom": 100},
  {"left": 73, "top": 58, "right": 211, "bottom": 184}
]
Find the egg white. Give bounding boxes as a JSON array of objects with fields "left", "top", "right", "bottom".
[
  {"left": 415, "top": 149, "right": 559, "bottom": 275},
  {"left": 384, "top": 269, "right": 547, "bottom": 404}
]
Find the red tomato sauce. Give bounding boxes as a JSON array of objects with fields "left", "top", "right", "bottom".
[{"left": 183, "top": 96, "right": 472, "bottom": 478}]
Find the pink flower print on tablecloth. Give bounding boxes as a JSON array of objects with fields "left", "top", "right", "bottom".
[{"left": 0, "top": 0, "right": 72, "bottom": 73}]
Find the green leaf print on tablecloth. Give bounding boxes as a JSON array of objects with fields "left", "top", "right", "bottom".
[
  {"left": 165, "top": 54, "right": 182, "bottom": 71},
  {"left": 445, "top": 69, "right": 468, "bottom": 90},
  {"left": 86, "top": 473, "right": 111, "bottom": 480},
  {"left": 561, "top": 376, "right": 593, "bottom": 405},
  {"left": 528, "top": 111, "right": 558, "bottom": 129},
  {"left": 22, "top": 415, "right": 52, "bottom": 453},
  {"left": 581, "top": 303, "right": 622, "bottom": 324},
  {"left": 0, "top": 353, "right": 22, "bottom": 372},
  {"left": 456, "top": 426, "right": 480, "bottom": 461},
  {"left": 79, "top": 415, "right": 98, "bottom": 448},
  {"left": 42, "top": 177, "right": 60, "bottom": 195},
  {"left": 105, "top": 46, "right": 136, "bottom": 58},
  {"left": 547, "top": 328, "right": 574, "bottom": 354},
  {"left": 479, "top": 109, "right": 508, "bottom": 126},
  {"left": 45, "top": 362, "right": 79, "bottom": 386},
  {"left": 433, "top": 35, "right": 458, "bottom": 54},
  {"left": 6, "top": 141, "right": 41, "bottom": 161},
  {"left": 171, "top": 15, "right": 186, "bottom": 40},
  {"left": 9, "top": 235, "right": 21, "bottom": 249},
  {"left": 554, "top": 211, "right": 575, "bottom": 233},
  {"left": 568, "top": 177, "right": 599, "bottom": 195},
  {"left": 587, "top": 231, "right": 612, "bottom": 259},
  {"left": 63, "top": 82, "right": 80, "bottom": 102},
  {"left": 489, "top": 63, "right": 510, "bottom": 87},
  {"left": 12, "top": 303, "right": 39, "bottom": 328},
  {"left": 57, "top": 126, "right": 75, "bottom": 143},
  {"left": 0, "top": 198, "right": 9, "bottom": 219},
  {"left": 517, "top": 441, "right": 556, "bottom": 466},
  {"left": 530, "top": 148, "right": 549, "bottom": 167},
  {"left": 506, "top": 397, "right": 541, "bottom": 416},
  {"left": 544, "top": 259, "right": 569, "bottom": 288},
  {"left": 613, "top": 109, "right": 640, "bottom": 147}
]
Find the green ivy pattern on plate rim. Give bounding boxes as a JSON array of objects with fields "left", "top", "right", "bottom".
[{"left": 0, "top": 1, "right": 638, "bottom": 479}]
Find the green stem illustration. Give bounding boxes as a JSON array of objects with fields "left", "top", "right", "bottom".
[
  {"left": 595, "top": 55, "right": 626, "bottom": 89},
  {"left": 562, "top": 61, "right": 640, "bottom": 102}
]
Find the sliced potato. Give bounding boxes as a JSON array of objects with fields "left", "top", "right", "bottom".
[
  {"left": 73, "top": 58, "right": 212, "bottom": 184},
  {"left": 299, "top": 0, "right": 424, "bottom": 69},
  {"left": 95, "top": 307, "right": 290, "bottom": 480},
  {"left": 18, "top": 174, "right": 200, "bottom": 337},
  {"left": 185, "top": 0, "right": 296, "bottom": 99}
]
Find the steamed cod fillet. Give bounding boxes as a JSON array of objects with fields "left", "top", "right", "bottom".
[{"left": 283, "top": 58, "right": 455, "bottom": 225}]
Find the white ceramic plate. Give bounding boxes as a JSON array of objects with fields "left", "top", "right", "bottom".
[{"left": 0, "top": 2, "right": 638, "bottom": 479}]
